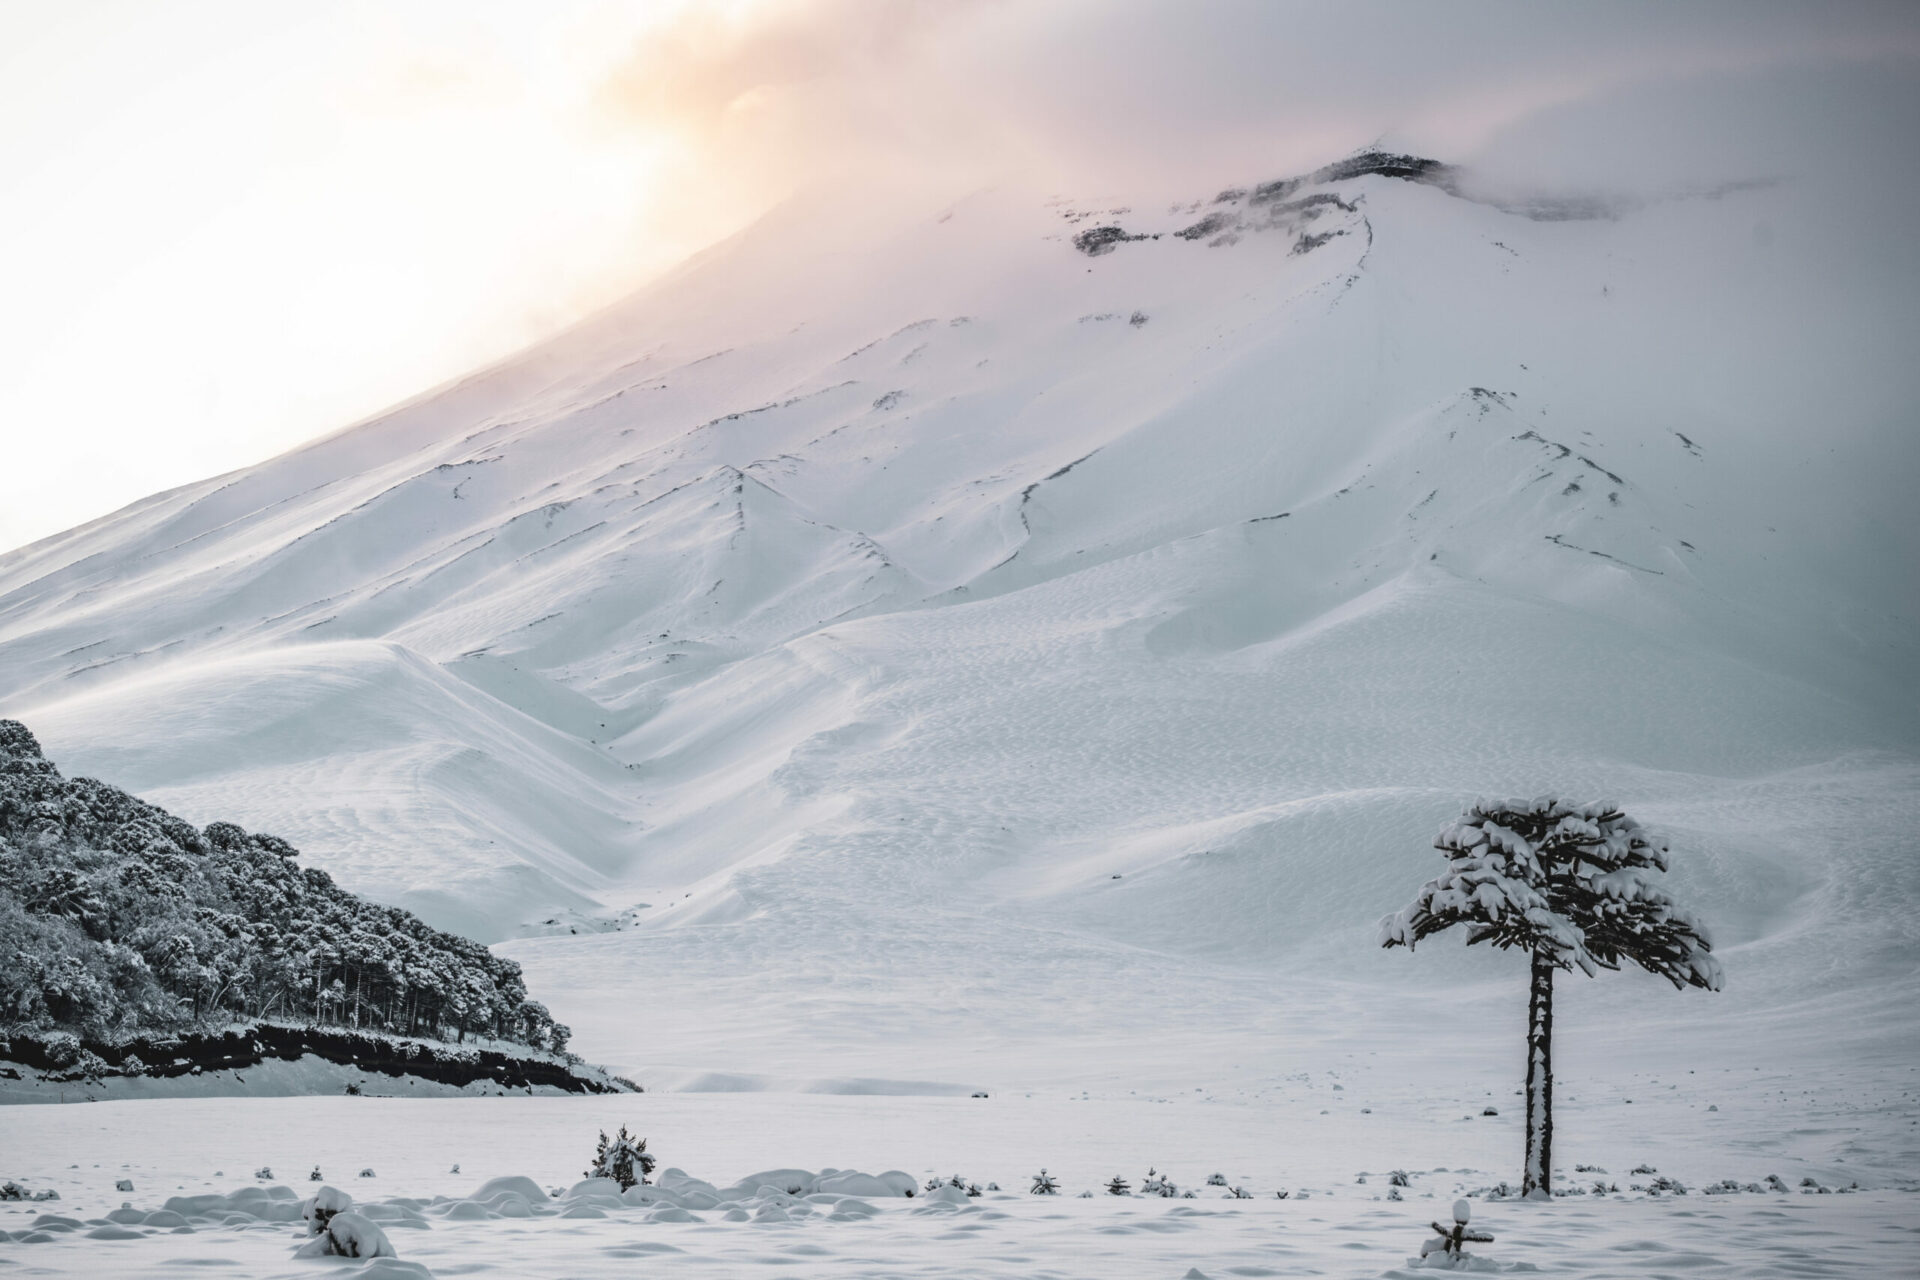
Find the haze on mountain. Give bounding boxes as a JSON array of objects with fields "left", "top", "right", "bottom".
[{"left": 1, "top": 13, "right": 1916, "bottom": 1095}]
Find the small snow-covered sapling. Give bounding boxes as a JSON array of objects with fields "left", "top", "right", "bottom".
[
  {"left": 1031, "top": 1170, "right": 1059, "bottom": 1195},
  {"left": 309, "top": 1166, "right": 323, "bottom": 1182},
  {"left": 1106, "top": 1175, "right": 1132, "bottom": 1196},
  {"left": 1421, "top": 1199, "right": 1493, "bottom": 1259},
  {"left": 585, "top": 1126, "right": 654, "bottom": 1191}
]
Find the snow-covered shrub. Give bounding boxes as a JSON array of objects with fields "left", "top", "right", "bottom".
[
  {"left": 1141, "top": 1169, "right": 1177, "bottom": 1197},
  {"left": 115, "top": 1178, "right": 134, "bottom": 1192},
  {"left": 1030, "top": 1169, "right": 1059, "bottom": 1195},
  {"left": 1105, "top": 1176, "right": 1131, "bottom": 1196},
  {"left": 40, "top": 1032, "right": 81, "bottom": 1068},
  {"left": 359, "top": 1168, "right": 376, "bottom": 1178},
  {"left": 584, "top": 1126, "right": 653, "bottom": 1190},
  {"left": 309, "top": 1166, "right": 323, "bottom": 1182},
  {"left": 1390, "top": 1171, "right": 1411, "bottom": 1186},
  {"left": 1227, "top": 1186, "right": 1254, "bottom": 1199},
  {"left": 119, "top": 1053, "right": 146, "bottom": 1077},
  {"left": 1381, "top": 798, "right": 1722, "bottom": 1197},
  {"left": 294, "top": 1209, "right": 394, "bottom": 1259},
  {"left": 1206, "top": 1172, "right": 1227, "bottom": 1186},
  {"left": 303, "top": 1185, "right": 352, "bottom": 1235},
  {"left": 254, "top": 1167, "right": 272, "bottom": 1180}
]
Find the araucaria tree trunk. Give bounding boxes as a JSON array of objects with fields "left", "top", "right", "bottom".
[{"left": 1522, "top": 947, "right": 1553, "bottom": 1197}]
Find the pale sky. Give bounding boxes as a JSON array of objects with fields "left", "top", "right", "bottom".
[{"left": 3, "top": 1, "right": 1916, "bottom": 553}]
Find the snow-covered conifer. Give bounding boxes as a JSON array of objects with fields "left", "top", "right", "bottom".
[
  {"left": 584, "top": 1125, "right": 654, "bottom": 1190},
  {"left": 1380, "top": 798, "right": 1722, "bottom": 1196},
  {"left": 1030, "top": 1169, "right": 1059, "bottom": 1195},
  {"left": 1105, "top": 1175, "right": 1131, "bottom": 1196}
]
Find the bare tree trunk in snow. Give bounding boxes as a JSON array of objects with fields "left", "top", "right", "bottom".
[{"left": 1522, "top": 947, "right": 1554, "bottom": 1197}]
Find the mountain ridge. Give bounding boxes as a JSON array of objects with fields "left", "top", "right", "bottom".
[{"left": 1, "top": 147, "right": 1914, "bottom": 1084}]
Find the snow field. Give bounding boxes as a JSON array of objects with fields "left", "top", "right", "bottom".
[{"left": 1, "top": 1090, "right": 1914, "bottom": 1278}]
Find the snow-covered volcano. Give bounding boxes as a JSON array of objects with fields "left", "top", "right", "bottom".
[{"left": 2, "top": 150, "right": 1915, "bottom": 1090}]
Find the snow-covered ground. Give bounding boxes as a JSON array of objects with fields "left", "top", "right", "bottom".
[
  {"left": 1, "top": 134, "right": 1917, "bottom": 1274},
  {"left": 3, "top": 1083, "right": 1916, "bottom": 1279}
]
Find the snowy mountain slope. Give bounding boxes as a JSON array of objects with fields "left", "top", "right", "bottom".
[{"left": 1, "top": 151, "right": 1914, "bottom": 1088}]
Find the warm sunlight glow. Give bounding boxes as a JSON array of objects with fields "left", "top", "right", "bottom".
[{"left": 0, "top": 0, "right": 775, "bottom": 551}]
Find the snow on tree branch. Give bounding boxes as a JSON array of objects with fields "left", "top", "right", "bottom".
[{"left": 1378, "top": 796, "right": 1723, "bottom": 991}]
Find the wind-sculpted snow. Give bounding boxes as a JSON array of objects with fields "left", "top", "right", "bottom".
[{"left": 0, "top": 148, "right": 1914, "bottom": 1096}]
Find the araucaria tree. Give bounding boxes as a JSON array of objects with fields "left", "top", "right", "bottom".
[{"left": 1379, "top": 798, "right": 1723, "bottom": 1198}]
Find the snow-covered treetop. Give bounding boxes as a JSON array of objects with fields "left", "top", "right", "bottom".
[{"left": 1378, "top": 797, "right": 1723, "bottom": 990}]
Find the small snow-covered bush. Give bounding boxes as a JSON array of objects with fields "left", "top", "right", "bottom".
[
  {"left": 119, "top": 1054, "right": 146, "bottom": 1077},
  {"left": 40, "top": 1032, "right": 81, "bottom": 1068},
  {"left": 1030, "top": 1169, "right": 1059, "bottom": 1195},
  {"left": 359, "top": 1168, "right": 376, "bottom": 1178},
  {"left": 584, "top": 1126, "right": 654, "bottom": 1191},
  {"left": 295, "top": 1209, "right": 394, "bottom": 1259},
  {"left": 1227, "top": 1186, "right": 1253, "bottom": 1200},
  {"left": 254, "top": 1167, "right": 272, "bottom": 1180},
  {"left": 1141, "top": 1169, "right": 1177, "bottom": 1197},
  {"left": 1206, "top": 1172, "right": 1227, "bottom": 1186},
  {"left": 1105, "top": 1176, "right": 1131, "bottom": 1196},
  {"left": 303, "top": 1185, "right": 353, "bottom": 1236},
  {"left": 309, "top": 1166, "right": 324, "bottom": 1182},
  {"left": 115, "top": 1178, "right": 134, "bottom": 1192}
]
